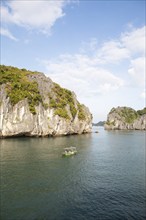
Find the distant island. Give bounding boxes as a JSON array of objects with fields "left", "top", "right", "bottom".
[
  {"left": 0, "top": 65, "right": 92, "bottom": 137},
  {"left": 104, "top": 106, "right": 146, "bottom": 130},
  {"left": 92, "top": 121, "right": 105, "bottom": 126}
]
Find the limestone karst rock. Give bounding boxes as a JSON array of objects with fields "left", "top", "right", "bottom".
[
  {"left": 0, "top": 65, "right": 92, "bottom": 137},
  {"left": 104, "top": 106, "right": 146, "bottom": 130}
]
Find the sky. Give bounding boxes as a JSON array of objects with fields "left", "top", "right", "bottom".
[{"left": 0, "top": 0, "right": 145, "bottom": 122}]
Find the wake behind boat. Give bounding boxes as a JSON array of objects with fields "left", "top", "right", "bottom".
[{"left": 62, "top": 147, "right": 77, "bottom": 156}]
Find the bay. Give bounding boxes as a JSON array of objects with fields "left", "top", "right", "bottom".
[{"left": 0, "top": 127, "right": 146, "bottom": 220}]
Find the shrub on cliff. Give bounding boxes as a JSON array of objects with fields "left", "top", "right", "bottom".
[
  {"left": 1, "top": 65, "right": 42, "bottom": 114},
  {"left": 120, "top": 107, "right": 139, "bottom": 124},
  {"left": 0, "top": 65, "right": 87, "bottom": 120},
  {"left": 49, "top": 83, "right": 79, "bottom": 119},
  {"left": 137, "top": 108, "right": 146, "bottom": 116}
]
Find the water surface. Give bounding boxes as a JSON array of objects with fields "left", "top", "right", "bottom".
[{"left": 1, "top": 127, "right": 146, "bottom": 220}]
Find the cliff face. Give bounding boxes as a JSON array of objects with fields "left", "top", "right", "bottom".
[
  {"left": 0, "top": 65, "right": 92, "bottom": 137},
  {"left": 104, "top": 107, "right": 146, "bottom": 130}
]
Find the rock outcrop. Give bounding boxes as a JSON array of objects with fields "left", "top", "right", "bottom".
[
  {"left": 92, "top": 121, "right": 105, "bottom": 126},
  {"left": 0, "top": 65, "right": 92, "bottom": 137},
  {"left": 104, "top": 107, "right": 146, "bottom": 130}
]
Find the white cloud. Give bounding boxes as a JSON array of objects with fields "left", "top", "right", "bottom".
[
  {"left": 0, "top": 5, "right": 12, "bottom": 23},
  {"left": 128, "top": 57, "right": 145, "bottom": 86},
  {"left": 1, "top": 0, "right": 69, "bottom": 34},
  {"left": 40, "top": 26, "right": 145, "bottom": 104},
  {"left": 42, "top": 53, "right": 124, "bottom": 98},
  {"left": 0, "top": 27, "right": 18, "bottom": 41},
  {"left": 97, "top": 40, "right": 130, "bottom": 63},
  {"left": 140, "top": 91, "right": 145, "bottom": 99},
  {"left": 121, "top": 26, "right": 145, "bottom": 55},
  {"left": 96, "top": 26, "right": 145, "bottom": 64}
]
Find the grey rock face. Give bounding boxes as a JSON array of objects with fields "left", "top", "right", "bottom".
[
  {"left": 0, "top": 72, "right": 92, "bottom": 137},
  {"left": 104, "top": 107, "right": 146, "bottom": 130}
]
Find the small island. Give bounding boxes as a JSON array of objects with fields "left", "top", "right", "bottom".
[
  {"left": 104, "top": 106, "right": 146, "bottom": 130},
  {"left": 92, "top": 121, "right": 105, "bottom": 126},
  {"left": 0, "top": 65, "right": 92, "bottom": 137}
]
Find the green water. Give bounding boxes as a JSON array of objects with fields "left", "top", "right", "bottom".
[{"left": 0, "top": 128, "right": 146, "bottom": 220}]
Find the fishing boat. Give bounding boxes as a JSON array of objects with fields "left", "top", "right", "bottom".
[{"left": 62, "top": 147, "right": 77, "bottom": 156}]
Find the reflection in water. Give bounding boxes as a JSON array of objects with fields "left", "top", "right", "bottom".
[{"left": 1, "top": 129, "right": 146, "bottom": 220}]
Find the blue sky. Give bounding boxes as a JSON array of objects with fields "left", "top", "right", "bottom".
[{"left": 1, "top": 0, "right": 145, "bottom": 122}]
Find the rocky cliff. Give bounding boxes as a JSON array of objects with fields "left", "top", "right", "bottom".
[
  {"left": 104, "top": 107, "right": 146, "bottom": 130},
  {"left": 0, "top": 65, "right": 92, "bottom": 137}
]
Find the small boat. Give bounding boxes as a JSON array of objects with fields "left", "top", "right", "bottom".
[{"left": 62, "top": 147, "right": 77, "bottom": 156}]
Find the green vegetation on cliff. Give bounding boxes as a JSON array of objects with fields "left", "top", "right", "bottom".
[
  {"left": 0, "top": 65, "right": 42, "bottom": 114},
  {"left": 49, "top": 83, "right": 85, "bottom": 120},
  {"left": 108, "top": 107, "right": 146, "bottom": 124},
  {"left": 106, "top": 120, "right": 115, "bottom": 126},
  {"left": 77, "top": 103, "right": 86, "bottom": 120},
  {"left": 120, "top": 107, "right": 139, "bottom": 124},
  {"left": 48, "top": 83, "right": 75, "bottom": 119},
  {"left": 137, "top": 108, "right": 146, "bottom": 116},
  {"left": 105, "top": 106, "right": 146, "bottom": 130},
  {"left": 0, "top": 65, "right": 86, "bottom": 120}
]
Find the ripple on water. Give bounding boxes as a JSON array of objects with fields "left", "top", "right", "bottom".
[{"left": 0, "top": 130, "right": 146, "bottom": 220}]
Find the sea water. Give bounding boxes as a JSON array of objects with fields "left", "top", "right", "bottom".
[{"left": 0, "top": 127, "right": 146, "bottom": 220}]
